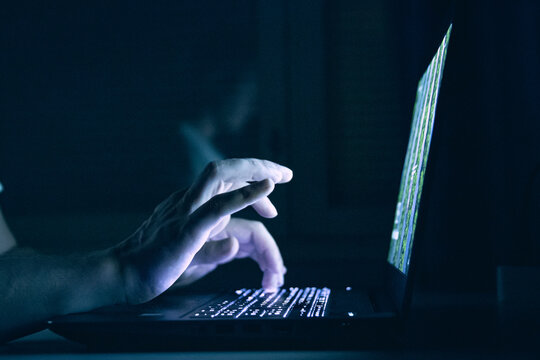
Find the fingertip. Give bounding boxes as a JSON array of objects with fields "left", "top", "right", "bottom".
[
  {"left": 262, "top": 272, "right": 279, "bottom": 292},
  {"left": 267, "top": 161, "right": 292, "bottom": 184},
  {"left": 253, "top": 178, "right": 274, "bottom": 193},
  {"left": 276, "top": 270, "right": 285, "bottom": 288},
  {"left": 254, "top": 197, "right": 278, "bottom": 218},
  {"left": 266, "top": 207, "right": 278, "bottom": 218},
  {"left": 281, "top": 167, "right": 293, "bottom": 183},
  {"left": 273, "top": 165, "right": 292, "bottom": 183}
]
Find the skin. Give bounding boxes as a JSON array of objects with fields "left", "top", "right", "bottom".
[{"left": 0, "top": 158, "right": 292, "bottom": 343}]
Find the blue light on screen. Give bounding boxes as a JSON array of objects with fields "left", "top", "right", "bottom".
[{"left": 387, "top": 25, "right": 452, "bottom": 274}]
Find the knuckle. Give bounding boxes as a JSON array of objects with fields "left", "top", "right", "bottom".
[
  {"left": 251, "top": 220, "right": 267, "bottom": 233},
  {"left": 209, "top": 197, "right": 225, "bottom": 215},
  {"left": 262, "top": 159, "right": 274, "bottom": 169},
  {"left": 241, "top": 218, "right": 266, "bottom": 231},
  {"left": 248, "top": 158, "right": 259, "bottom": 167},
  {"left": 180, "top": 221, "right": 200, "bottom": 245}
]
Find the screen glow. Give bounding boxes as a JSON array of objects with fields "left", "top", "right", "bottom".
[{"left": 387, "top": 25, "right": 452, "bottom": 274}]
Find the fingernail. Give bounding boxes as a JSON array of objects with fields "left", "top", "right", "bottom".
[
  {"left": 253, "top": 179, "right": 274, "bottom": 192},
  {"left": 267, "top": 202, "right": 278, "bottom": 217},
  {"left": 253, "top": 179, "right": 268, "bottom": 187}
]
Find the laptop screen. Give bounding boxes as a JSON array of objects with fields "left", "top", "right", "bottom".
[{"left": 387, "top": 25, "right": 452, "bottom": 274}]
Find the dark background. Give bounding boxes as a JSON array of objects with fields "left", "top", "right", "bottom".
[{"left": 1, "top": 0, "right": 540, "bottom": 295}]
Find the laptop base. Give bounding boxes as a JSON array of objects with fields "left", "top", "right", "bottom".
[{"left": 50, "top": 316, "right": 399, "bottom": 351}]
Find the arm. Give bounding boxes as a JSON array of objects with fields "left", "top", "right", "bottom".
[
  {"left": 0, "top": 247, "right": 121, "bottom": 343},
  {"left": 1, "top": 207, "right": 121, "bottom": 342},
  {"left": 0, "top": 159, "right": 292, "bottom": 342}
]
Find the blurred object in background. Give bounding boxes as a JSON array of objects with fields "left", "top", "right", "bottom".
[
  {"left": 177, "top": 68, "right": 257, "bottom": 184},
  {"left": 0, "top": 0, "right": 260, "bottom": 253}
]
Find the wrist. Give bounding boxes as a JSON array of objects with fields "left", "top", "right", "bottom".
[
  {"left": 89, "top": 248, "right": 127, "bottom": 308},
  {"left": 58, "top": 249, "right": 127, "bottom": 315}
]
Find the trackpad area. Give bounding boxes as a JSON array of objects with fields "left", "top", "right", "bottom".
[{"left": 327, "top": 289, "right": 374, "bottom": 318}]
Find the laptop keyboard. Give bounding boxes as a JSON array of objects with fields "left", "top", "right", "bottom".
[{"left": 190, "top": 287, "right": 331, "bottom": 319}]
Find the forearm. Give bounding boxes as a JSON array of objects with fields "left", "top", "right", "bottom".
[{"left": 0, "top": 247, "right": 124, "bottom": 343}]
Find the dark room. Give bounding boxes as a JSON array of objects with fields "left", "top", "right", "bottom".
[{"left": 1, "top": 0, "right": 540, "bottom": 358}]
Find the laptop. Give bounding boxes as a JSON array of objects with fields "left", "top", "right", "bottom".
[{"left": 49, "top": 24, "right": 452, "bottom": 351}]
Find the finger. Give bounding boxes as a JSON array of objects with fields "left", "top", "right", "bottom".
[
  {"left": 178, "top": 180, "right": 274, "bottom": 257},
  {"left": 251, "top": 196, "right": 278, "bottom": 218},
  {"left": 242, "top": 220, "right": 285, "bottom": 275},
  {"left": 225, "top": 219, "right": 286, "bottom": 289},
  {"left": 184, "top": 159, "right": 292, "bottom": 213},
  {"left": 208, "top": 215, "right": 231, "bottom": 239},
  {"left": 262, "top": 272, "right": 282, "bottom": 293},
  {"left": 191, "top": 237, "right": 239, "bottom": 266},
  {"left": 258, "top": 249, "right": 286, "bottom": 292}
]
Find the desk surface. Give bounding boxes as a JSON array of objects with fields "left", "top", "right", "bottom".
[{"left": 0, "top": 329, "right": 534, "bottom": 360}]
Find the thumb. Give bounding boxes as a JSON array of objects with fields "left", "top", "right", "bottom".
[{"left": 190, "top": 237, "right": 239, "bottom": 266}]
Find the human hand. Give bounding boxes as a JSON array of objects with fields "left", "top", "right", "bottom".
[
  {"left": 111, "top": 159, "right": 292, "bottom": 304},
  {"left": 173, "top": 217, "right": 286, "bottom": 292}
]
